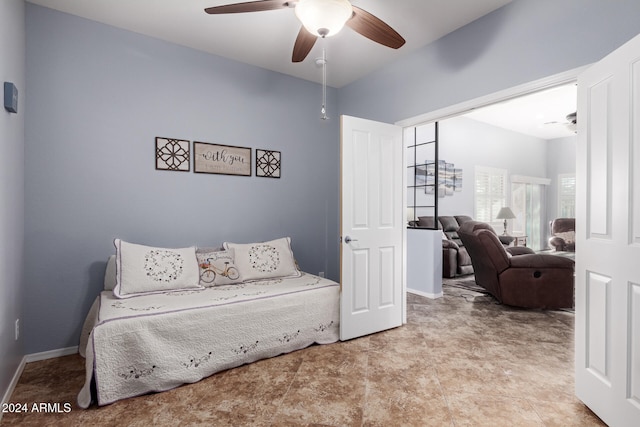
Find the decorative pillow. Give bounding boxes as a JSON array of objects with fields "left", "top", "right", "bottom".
[
  {"left": 113, "top": 239, "right": 202, "bottom": 298},
  {"left": 196, "top": 249, "right": 242, "bottom": 286},
  {"left": 223, "top": 237, "right": 301, "bottom": 282},
  {"left": 554, "top": 231, "right": 575, "bottom": 244},
  {"left": 417, "top": 216, "right": 435, "bottom": 228},
  {"left": 104, "top": 255, "right": 116, "bottom": 291}
]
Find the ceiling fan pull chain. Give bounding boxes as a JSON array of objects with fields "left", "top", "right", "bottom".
[{"left": 321, "top": 47, "right": 328, "bottom": 120}]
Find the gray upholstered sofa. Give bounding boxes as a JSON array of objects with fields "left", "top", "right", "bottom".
[{"left": 409, "top": 215, "right": 474, "bottom": 278}]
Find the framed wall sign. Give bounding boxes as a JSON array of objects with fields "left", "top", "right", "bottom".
[
  {"left": 155, "top": 137, "right": 190, "bottom": 172},
  {"left": 193, "top": 142, "right": 251, "bottom": 176},
  {"left": 256, "top": 149, "right": 281, "bottom": 178}
]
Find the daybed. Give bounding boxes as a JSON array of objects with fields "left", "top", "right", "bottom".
[{"left": 77, "top": 238, "right": 340, "bottom": 408}]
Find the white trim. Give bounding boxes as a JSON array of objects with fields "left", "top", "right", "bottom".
[
  {"left": 395, "top": 65, "right": 589, "bottom": 128},
  {"left": 25, "top": 346, "right": 78, "bottom": 363},
  {"left": 402, "top": 124, "right": 408, "bottom": 325},
  {"left": 407, "top": 288, "right": 443, "bottom": 299},
  {"left": 1, "top": 356, "right": 26, "bottom": 418},
  {"left": 510, "top": 174, "right": 551, "bottom": 185},
  {"left": 0, "top": 346, "right": 79, "bottom": 421}
]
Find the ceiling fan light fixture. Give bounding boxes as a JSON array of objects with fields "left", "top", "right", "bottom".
[{"left": 295, "top": 0, "right": 353, "bottom": 38}]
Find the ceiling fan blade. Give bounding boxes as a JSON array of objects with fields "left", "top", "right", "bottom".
[
  {"left": 292, "top": 26, "right": 317, "bottom": 62},
  {"left": 346, "top": 6, "right": 405, "bottom": 49},
  {"left": 205, "top": 1, "right": 289, "bottom": 14}
]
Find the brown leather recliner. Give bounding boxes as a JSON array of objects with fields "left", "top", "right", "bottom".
[{"left": 458, "top": 220, "right": 575, "bottom": 309}]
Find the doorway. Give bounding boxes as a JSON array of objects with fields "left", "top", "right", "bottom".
[{"left": 399, "top": 69, "right": 580, "bottom": 250}]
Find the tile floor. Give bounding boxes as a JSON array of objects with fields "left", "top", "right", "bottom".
[{"left": 2, "top": 284, "right": 606, "bottom": 426}]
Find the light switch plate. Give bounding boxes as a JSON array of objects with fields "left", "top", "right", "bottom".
[{"left": 4, "top": 82, "right": 18, "bottom": 113}]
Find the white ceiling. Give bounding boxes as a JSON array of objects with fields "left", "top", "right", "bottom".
[
  {"left": 26, "top": 0, "right": 512, "bottom": 88},
  {"left": 463, "top": 84, "right": 578, "bottom": 140}
]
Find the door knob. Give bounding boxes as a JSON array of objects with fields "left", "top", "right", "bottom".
[{"left": 344, "top": 236, "right": 358, "bottom": 244}]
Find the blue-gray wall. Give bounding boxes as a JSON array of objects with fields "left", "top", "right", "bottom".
[
  {"left": 24, "top": 4, "right": 340, "bottom": 354},
  {"left": 339, "top": 0, "right": 640, "bottom": 123},
  {"left": 0, "top": 0, "right": 25, "bottom": 402},
  {"left": 438, "top": 116, "right": 548, "bottom": 217},
  {"left": 14, "top": 0, "right": 640, "bottom": 360}
]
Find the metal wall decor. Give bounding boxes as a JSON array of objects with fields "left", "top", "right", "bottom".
[
  {"left": 256, "top": 149, "right": 281, "bottom": 178},
  {"left": 155, "top": 137, "right": 283, "bottom": 180},
  {"left": 155, "top": 137, "right": 190, "bottom": 171},
  {"left": 193, "top": 141, "right": 251, "bottom": 176}
]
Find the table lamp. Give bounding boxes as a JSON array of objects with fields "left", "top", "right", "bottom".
[{"left": 496, "top": 207, "right": 516, "bottom": 235}]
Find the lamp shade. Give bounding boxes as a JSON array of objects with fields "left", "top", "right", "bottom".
[
  {"left": 496, "top": 207, "right": 516, "bottom": 220},
  {"left": 295, "top": 0, "right": 353, "bottom": 37}
]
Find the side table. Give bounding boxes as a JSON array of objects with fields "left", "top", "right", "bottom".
[{"left": 512, "top": 235, "right": 528, "bottom": 247}]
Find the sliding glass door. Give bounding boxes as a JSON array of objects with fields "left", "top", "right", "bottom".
[{"left": 511, "top": 176, "right": 549, "bottom": 251}]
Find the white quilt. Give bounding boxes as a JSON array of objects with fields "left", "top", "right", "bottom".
[{"left": 77, "top": 273, "right": 340, "bottom": 407}]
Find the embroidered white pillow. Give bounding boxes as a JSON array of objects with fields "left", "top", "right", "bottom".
[
  {"left": 223, "top": 237, "right": 301, "bottom": 282},
  {"left": 113, "top": 239, "right": 202, "bottom": 298},
  {"left": 196, "top": 249, "right": 242, "bottom": 286}
]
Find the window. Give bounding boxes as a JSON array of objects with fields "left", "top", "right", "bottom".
[
  {"left": 558, "top": 173, "right": 576, "bottom": 218},
  {"left": 475, "top": 166, "right": 507, "bottom": 231},
  {"left": 510, "top": 175, "right": 550, "bottom": 251}
]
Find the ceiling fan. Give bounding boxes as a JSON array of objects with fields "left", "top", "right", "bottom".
[
  {"left": 544, "top": 112, "right": 577, "bottom": 133},
  {"left": 204, "top": 0, "right": 406, "bottom": 62}
]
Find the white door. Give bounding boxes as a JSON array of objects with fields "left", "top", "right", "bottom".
[
  {"left": 575, "top": 32, "right": 640, "bottom": 426},
  {"left": 340, "top": 115, "right": 404, "bottom": 341}
]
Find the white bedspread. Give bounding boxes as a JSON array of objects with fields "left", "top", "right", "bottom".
[{"left": 77, "top": 273, "right": 340, "bottom": 407}]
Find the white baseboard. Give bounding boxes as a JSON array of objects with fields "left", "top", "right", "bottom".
[
  {"left": 1, "top": 356, "right": 26, "bottom": 421},
  {"left": 1, "top": 346, "right": 78, "bottom": 401},
  {"left": 1, "top": 346, "right": 79, "bottom": 421},
  {"left": 408, "top": 288, "right": 443, "bottom": 299},
  {"left": 24, "top": 346, "right": 78, "bottom": 363}
]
